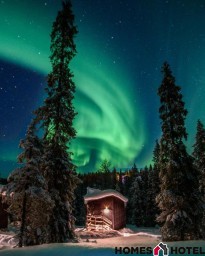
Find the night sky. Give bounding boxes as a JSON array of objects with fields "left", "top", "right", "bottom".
[{"left": 1, "top": 0, "right": 205, "bottom": 177}]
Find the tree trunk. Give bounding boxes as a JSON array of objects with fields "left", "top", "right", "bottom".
[{"left": 19, "top": 190, "right": 27, "bottom": 247}]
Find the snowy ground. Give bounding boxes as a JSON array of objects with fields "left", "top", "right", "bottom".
[
  {"left": 0, "top": 226, "right": 204, "bottom": 256},
  {"left": 75, "top": 226, "right": 161, "bottom": 247}
]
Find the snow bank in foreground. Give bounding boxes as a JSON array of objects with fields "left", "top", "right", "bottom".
[
  {"left": 75, "top": 226, "right": 161, "bottom": 240},
  {"left": 0, "top": 240, "right": 205, "bottom": 256},
  {"left": 0, "top": 244, "right": 113, "bottom": 256},
  {"left": 0, "top": 233, "right": 18, "bottom": 249},
  {"left": 1, "top": 226, "right": 204, "bottom": 255}
]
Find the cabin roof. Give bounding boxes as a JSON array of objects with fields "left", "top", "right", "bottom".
[{"left": 84, "top": 187, "right": 128, "bottom": 204}]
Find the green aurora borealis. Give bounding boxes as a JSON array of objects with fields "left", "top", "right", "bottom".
[{"left": 1, "top": 0, "right": 205, "bottom": 176}]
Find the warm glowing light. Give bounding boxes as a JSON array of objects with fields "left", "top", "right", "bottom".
[{"left": 104, "top": 206, "right": 110, "bottom": 214}]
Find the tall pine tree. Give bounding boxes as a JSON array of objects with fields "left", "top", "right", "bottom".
[
  {"left": 193, "top": 120, "right": 205, "bottom": 195},
  {"left": 35, "top": 0, "right": 80, "bottom": 242},
  {"left": 193, "top": 120, "right": 205, "bottom": 237},
  {"left": 144, "top": 141, "right": 161, "bottom": 227},
  {"left": 152, "top": 140, "right": 160, "bottom": 208},
  {"left": 130, "top": 176, "right": 145, "bottom": 226},
  {"left": 156, "top": 62, "right": 202, "bottom": 241}
]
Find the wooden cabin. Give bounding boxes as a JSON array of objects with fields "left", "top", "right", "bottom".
[
  {"left": 84, "top": 187, "right": 128, "bottom": 231},
  {"left": 0, "top": 185, "right": 8, "bottom": 229}
]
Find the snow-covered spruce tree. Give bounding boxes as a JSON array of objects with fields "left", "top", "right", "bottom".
[
  {"left": 156, "top": 62, "right": 202, "bottom": 241},
  {"left": 152, "top": 140, "right": 160, "bottom": 189},
  {"left": 73, "top": 174, "right": 86, "bottom": 226},
  {"left": 140, "top": 167, "right": 149, "bottom": 226},
  {"left": 125, "top": 164, "right": 138, "bottom": 223},
  {"left": 34, "top": 1, "right": 80, "bottom": 243},
  {"left": 3, "top": 122, "right": 54, "bottom": 247},
  {"left": 124, "top": 164, "right": 138, "bottom": 196},
  {"left": 130, "top": 175, "right": 145, "bottom": 226},
  {"left": 193, "top": 120, "right": 205, "bottom": 237},
  {"left": 145, "top": 165, "right": 157, "bottom": 226},
  {"left": 145, "top": 142, "right": 161, "bottom": 227},
  {"left": 152, "top": 140, "right": 160, "bottom": 210}
]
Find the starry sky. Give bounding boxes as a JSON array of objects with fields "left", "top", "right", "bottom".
[{"left": 1, "top": 0, "right": 205, "bottom": 177}]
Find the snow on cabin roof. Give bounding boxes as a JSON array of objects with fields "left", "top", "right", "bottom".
[{"left": 84, "top": 187, "right": 128, "bottom": 204}]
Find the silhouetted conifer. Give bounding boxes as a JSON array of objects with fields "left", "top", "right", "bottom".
[
  {"left": 35, "top": 1, "right": 80, "bottom": 242},
  {"left": 156, "top": 62, "right": 202, "bottom": 241},
  {"left": 193, "top": 120, "right": 205, "bottom": 238}
]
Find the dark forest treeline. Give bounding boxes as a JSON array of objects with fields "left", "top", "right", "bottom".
[{"left": 74, "top": 161, "right": 160, "bottom": 228}]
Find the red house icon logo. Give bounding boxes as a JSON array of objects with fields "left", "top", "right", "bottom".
[{"left": 153, "top": 242, "right": 169, "bottom": 256}]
